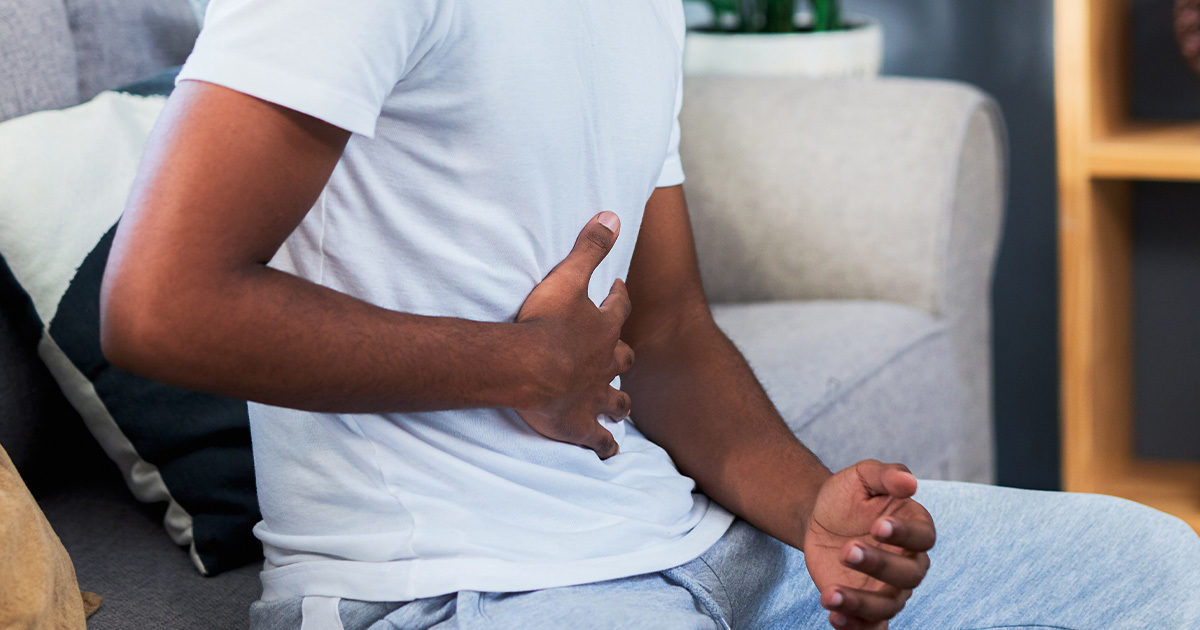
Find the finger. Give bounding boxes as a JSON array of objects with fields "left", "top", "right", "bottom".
[
  {"left": 559, "top": 212, "right": 621, "bottom": 280},
  {"left": 826, "top": 610, "right": 886, "bottom": 630},
  {"left": 580, "top": 421, "right": 619, "bottom": 460},
  {"left": 599, "top": 278, "right": 632, "bottom": 323},
  {"left": 600, "top": 387, "right": 632, "bottom": 420},
  {"left": 610, "top": 341, "right": 635, "bottom": 376},
  {"left": 872, "top": 511, "right": 936, "bottom": 552},
  {"left": 842, "top": 541, "right": 929, "bottom": 589},
  {"left": 855, "top": 460, "right": 918, "bottom": 498},
  {"left": 823, "top": 586, "right": 907, "bottom": 622}
]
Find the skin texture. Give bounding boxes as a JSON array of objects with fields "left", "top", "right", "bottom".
[{"left": 101, "top": 80, "right": 935, "bottom": 628}]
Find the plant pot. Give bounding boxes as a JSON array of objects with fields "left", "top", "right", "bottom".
[{"left": 683, "top": 16, "right": 883, "bottom": 78}]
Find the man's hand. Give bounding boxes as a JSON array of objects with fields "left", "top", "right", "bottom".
[
  {"left": 514, "top": 212, "right": 634, "bottom": 460},
  {"left": 806, "top": 460, "right": 936, "bottom": 629}
]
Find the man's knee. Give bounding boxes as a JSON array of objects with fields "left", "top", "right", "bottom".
[{"left": 1083, "top": 493, "right": 1198, "bottom": 552}]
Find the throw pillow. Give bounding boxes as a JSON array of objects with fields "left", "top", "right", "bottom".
[{"left": 0, "top": 70, "right": 259, "bottom": 576}]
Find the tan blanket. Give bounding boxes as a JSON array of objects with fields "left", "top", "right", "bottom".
[{"left": 0, "top": 445, "right": 100, "bottom": 628}]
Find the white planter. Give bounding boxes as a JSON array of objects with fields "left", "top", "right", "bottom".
[{"left": 683, "top": 17, "right": 883, "bottom": 79}]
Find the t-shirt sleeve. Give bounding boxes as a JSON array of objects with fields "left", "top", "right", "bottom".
[
  {"left": 175, "top": 0, "right": 452, "bottom": 139},
  {"left": 654, "top": 3, "right": 686, "bottom": 189},
  {"left": 654, "top": 73, "right": 685, "bottom": 188}
]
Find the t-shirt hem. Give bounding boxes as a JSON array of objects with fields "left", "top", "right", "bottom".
[
  {"left": 258, "top": 498, "right": 735, "bottom": 602},
  {"left": 175, "top": 51, "right": 384, "bottom": 138}
]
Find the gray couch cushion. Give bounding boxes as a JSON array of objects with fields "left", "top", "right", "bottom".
[
  {"left": 39, "top": 465, "right": 260, "bottom": 629},
  {"left": 0, "top": 0, "right": 79, "bottom": 122},
  {"left": 712, "top": 300, "right": 981, "bottom": 481},
  {"left": 64, "top": 0, "right": 199, "bottom": 100}
]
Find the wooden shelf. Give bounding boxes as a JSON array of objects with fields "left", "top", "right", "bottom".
[
  {"left": 1090, "top": 121, "right": 1200, "bottom": 181},
  {"left": 1056, "top": 0, "right": 1200, "bottom": 534},
  {"left": 1096, "top": 460, "right": 1200, "bottom": 531}
]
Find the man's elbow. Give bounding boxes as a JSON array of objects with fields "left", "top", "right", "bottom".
[{"left": 98, "top": 268, "right": 173, "bottom": 377}]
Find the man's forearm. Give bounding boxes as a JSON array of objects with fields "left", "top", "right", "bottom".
[
  {"left": 621, "top": 312, "right": 832, "bottom": 549},
  {"left": 101, "top": 263, "right": 546, "bottom": 413}
]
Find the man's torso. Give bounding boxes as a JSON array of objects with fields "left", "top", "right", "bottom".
[{"left": 243, "top": 0, "right": 734, "bottom": 602}]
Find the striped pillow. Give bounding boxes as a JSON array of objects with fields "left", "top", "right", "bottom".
[{"left": 0, "top": 74, "right": 259, "bottom": 576}]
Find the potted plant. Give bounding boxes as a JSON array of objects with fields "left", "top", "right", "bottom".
[{"left": 683, "top": 0, "right": 883, "bottom": 78}]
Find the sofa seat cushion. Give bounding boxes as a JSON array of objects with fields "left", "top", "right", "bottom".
[
  {"left": 712, "top": 300, "right": 980, "bottom": 481},
  {"left": 37, "top": 465, "right": 260, "bottom": 630}
]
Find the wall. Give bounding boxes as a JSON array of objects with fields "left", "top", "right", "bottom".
[
  {"left": 843, "top": 0, "right": 1062, "bottom": 489},
  {"left": 1129, "top": 1, "right": 1200, "bottom": 461}
]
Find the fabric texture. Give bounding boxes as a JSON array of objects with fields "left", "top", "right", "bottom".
[
  {"left": 0, "top": 83, "right": 260, "bottom": 575},
  {"left": 251, "top": 480, "right": 1200, "bottom": 629},
  {"left": 710, "top": 300, "right": 985, "bottom": 481},
  {"left": 62, "top": 0, "right": 198, "bottom": 101},
  {"left": 0, "top": 0, "right": 79, "bottom": 122},
  {"left": 177, "top": 0, "right": 717, "bottom": 603},
  {"left": 0, "top": 444, "right": 94, "bottom": 629},
  {"left": 180, "top": 0, "right": 451, "bottom": 139},
  {"left": 38, "top": 460, "right": 261, "bottom": 630},
  {"left": 680, "top": 76, "right": 1005, "bottom": 314},
  {"left": 0, "top": 0, "right": 197, "bottom": 123},
  {"left": 0, "top": 252, "right": 59, "bottom": 473},
  {"left": 683, "top": 75, "right": 1005, "bottom": 483}
]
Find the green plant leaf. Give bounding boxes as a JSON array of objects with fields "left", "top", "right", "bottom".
[
  {"left": 695, "top": 0, "right": 843, "bottom": 33},
  {"left": 763, "top": 0, "right": 795, "bottom": 32},
  {"left": 809, "top": 0, "right": 843, "bottom": 31}
]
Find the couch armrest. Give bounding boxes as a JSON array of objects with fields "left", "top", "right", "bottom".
[
  {"left": 680, "top": 76, "right": 1005, "bottom": 319},
  {"left": 680, "top": 76, "right": 1006, "bottom": 482}
]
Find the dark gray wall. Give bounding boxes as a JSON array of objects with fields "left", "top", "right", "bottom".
[
  {"left": 1133, "top": 182, "right": 1200, "bottom": 461},
  {"left": 1129, "top": 3, "right": 1200, "bottom": 462},
  {"left": 845, "top": 0, "right": 1062, "bottom": 489},
  {"left": 1131, "top": 0, "right": 1200, "bottom": 119}
]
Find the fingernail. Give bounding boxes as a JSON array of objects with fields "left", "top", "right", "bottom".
[
  {"left": 847, "top": 545, "right": 864, "bottom": 565},
  {"left": 829, "top": 591, "right": 843, "bottom": 607},
  {"left": 597, "top": 211, "right": 620, "bottom": 233},
  {"left": 830, "top": 611, "right": 847, "bottom": 627},
  {"left": 877, "top": 519, "right": 894, "bottom": 538}
]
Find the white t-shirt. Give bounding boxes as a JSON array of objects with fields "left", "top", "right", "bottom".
[{"left": 177, "top": 0, "right": 734, "bottom": 602}]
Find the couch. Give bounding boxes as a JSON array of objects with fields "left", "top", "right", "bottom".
[{"left": 0, "top": 1, "right": 1005, "bottom": 627}]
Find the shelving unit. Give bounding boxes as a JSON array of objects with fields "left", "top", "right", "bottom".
[{"left": 1055, "top": 0, "right": 1200, "bottom": 532}]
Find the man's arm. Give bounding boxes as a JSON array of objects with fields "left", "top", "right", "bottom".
[
  {"left": 621, "top": 184, "right": 830, "bottom": 545},
  {"left": 101, "top": 80, "right": 627, "bottom": 457},
  {"left": 622, "top": 185, "right": 935, "bottom": 629}
]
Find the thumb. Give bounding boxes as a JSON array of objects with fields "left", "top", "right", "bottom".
[
  {"left": 558, "top": 212, "right": 620, "bottom": 281},
  {"left": 855, "top": 460, "right": 918, "bottom": 499}
]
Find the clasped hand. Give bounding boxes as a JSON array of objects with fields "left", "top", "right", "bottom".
[{"left": 807, "top": 460, "right": 937, "bottom": 629}]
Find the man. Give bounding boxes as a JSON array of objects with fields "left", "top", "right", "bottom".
[{"left": 100, "top": 1, "right": 1199, "bottom": 628}]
